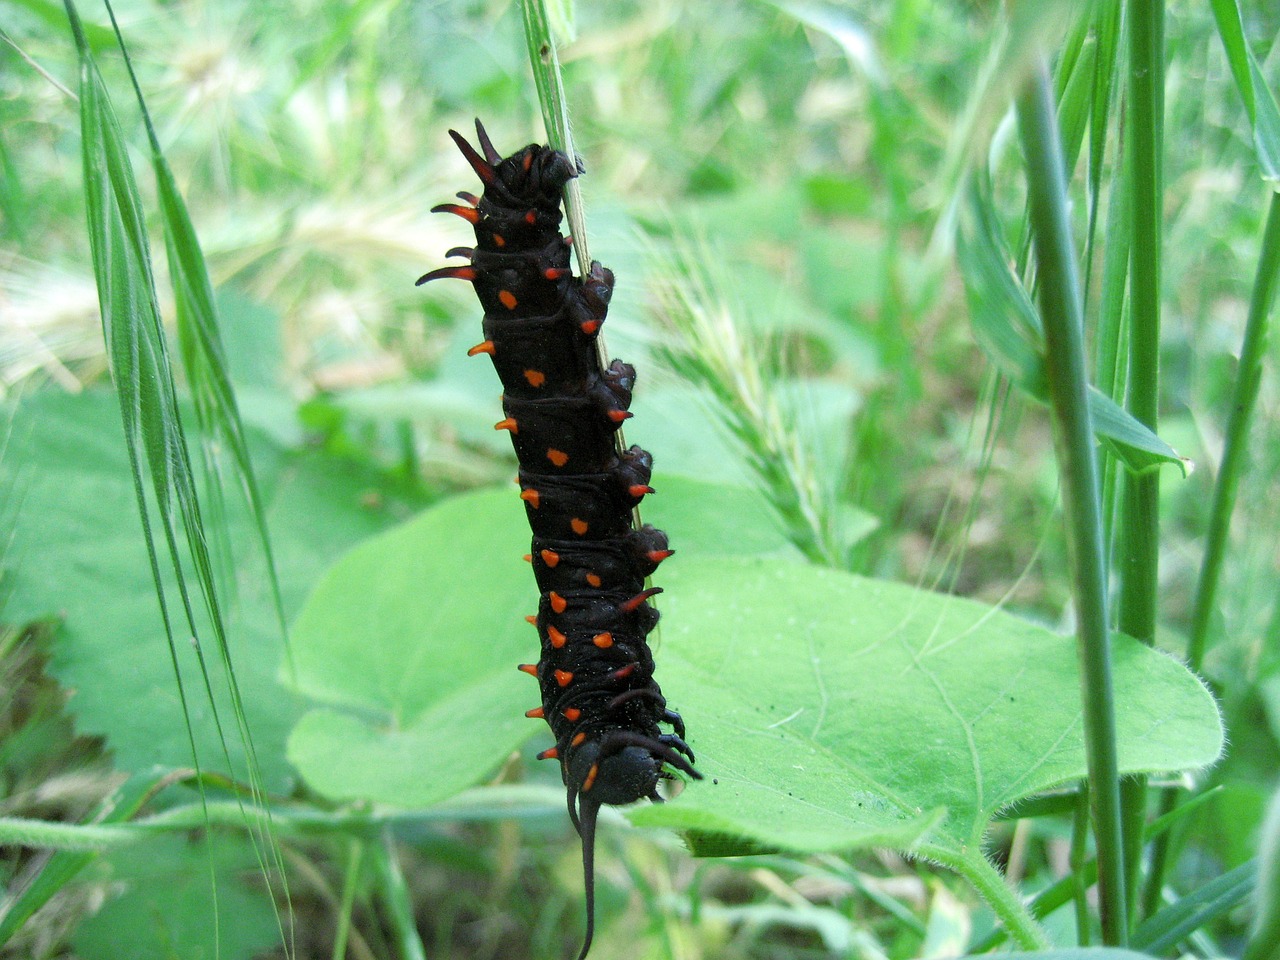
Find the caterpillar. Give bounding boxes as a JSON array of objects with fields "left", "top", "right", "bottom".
[{"left": 418, "top": 119, "right": 699, "bottom": 960}]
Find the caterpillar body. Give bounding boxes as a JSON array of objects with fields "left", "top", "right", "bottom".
[{"left": 418, "top": 119, "right": 698, "bottom": 959}]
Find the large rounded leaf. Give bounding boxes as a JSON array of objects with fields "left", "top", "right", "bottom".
[
  {"left": 633, "top": 557, "right": 1223, "bottom": 860},
  {"left": 0, "top": 391, "right": 413, "bottom": 789},
  {"left": 283, "top": 490, "right": 535, "bottom": 806},
  {"left": 282, "top": 476, "right": 793, "bottom": 806}
]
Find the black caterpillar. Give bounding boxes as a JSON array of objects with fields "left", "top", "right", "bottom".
[{"left": 418, "top": 119, "right": 699, "bottom": 960}]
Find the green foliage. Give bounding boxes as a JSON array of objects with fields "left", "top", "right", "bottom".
[
  {"left": 72, "top": 832, "right": 280, "bottom": 960},
  {"left": 633, "top": 558, "right": 1219, "bottom": 853},
  {"left": 0, "top": 390, "right": 422, "bottom": 786},
  {"left": 2, "top": 0, "right": 1278, "bottom": 956}
]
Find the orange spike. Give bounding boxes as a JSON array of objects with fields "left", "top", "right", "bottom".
[
  {"left": 610, "top": 663, "right": 637, "bottom": 680},
  {"left": 562, "top": 707, "right": 581, "bottom": 722},
  {"left": 554, "top": 669, "right": 574, "bottom": 687},
  {"left": 467, "top": 340, "right": 496, "bottom": 357},
  {"left": 549, "top": 592, "right": 567, "bottom": 614},
  {"left": 585, "top": 573, "right": 602, "bottom": 588},
  {"left": 582, "top": 762, "right": 600, "bottom": 792},
  {"left": 647, "top": 549, "right": 675, "bottom": 564},
  {"left": 537, "top": 746, "right": 559, "bottom": 760},
  {"left": 416, "top": 265, "right": 476, "bottom": 286},
  {"left": 499, "top": 290, "right": 518, "bottom": 310},
  {"left": 571, "top": 732, "right": 587, "bottom": 747},
  {"left": 592, "top": 632, "right": 614, "bottom": 649},
  {"left": 494, "top": 417, "right": 518, "bottom": 434},
  {"left": 620, "top": 587, "right": 663, "bottom": 613},
  {"left": 525, "top": 706, "right": 545, "bottom": 719},
  {"left": 525, "top": 614, "right": 538, "bottom": 625},
  {"left": 540, "top": 548, "right": 560, "bottom": 567},
  {"left": 523, "top": 369, "right": 546, "bottom": 388},
  {"left": 517, "top": 663, "right": 538, "bottom": 676},
  {"left": 607, "top": 409, "right": 632, "bottom": 423},
  {"left": 579, "top": 319, "right": 601, "bottom": 335},
  {"left": 546, "top": 448, "right": 569, "bottom": 467},
  {"left": 429, "top": 203, "right": 480, "bottom": 223},
  {"left": 523, "top": 553, "right": 532, "bottom": 563},
  {"left": 628, "top": 484, "right": 655, "bottom": 499},
  {"left": 519, "top": 488, "right": 541, "bottom": 509},
  {"left": 570, "top": 518, "right": 589, "bottom": 536},
  {"left": 547, "top": 625, "right": 567, "bottom": 649}
]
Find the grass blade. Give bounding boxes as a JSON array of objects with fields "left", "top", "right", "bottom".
[{"left": 1131, "top": 860, "right": 1255, "bottom": 952}]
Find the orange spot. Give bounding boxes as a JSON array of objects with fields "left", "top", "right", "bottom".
[
  {"left": 493, "top": 234, "right": 506, "bottom": 247},
  {"left": 546, "top": 448, "right": 569, "bottom": 467},
  {"left": 570, "top": 518, "right": 589, "bottom": 536},
  {"left": 525, "top": 615, "right": 538, "bottom": 625},
  {"left": 607, "top": 409, "right": 631, "bottom": 423},
  {"left": 544, "top": 268, "right": 566, "bottom": 280},
  {"left": 571, "top": 732, "right": 587, "bottom": 747},
  {"left": 494, "top": 417, "right": 518, "bottom": 434},
  {"left": 540, "top": 549, "right": 560, "bottom": 567},
  {"left": 518, "top": 663, "right": 538, "bottom": 676},
  {"left": 585, "top": 573, "right": 602, "bottom": 588},
  {"left": 549, "top": 592, "right": 567, "bottom": 614},
  {"left": 520, "top": 488, "right": 541, "bottom": 509},
  {"left": 537, "top": 746, "right": 559, "bottom": 760},
  {"left": 467, "top": 340, "right": 496, "bottom": 357},
  {"left": 592, "top": 632, "right": 614, "bottom": 649},
  {"left": 582, "top": 762, "right": 600, "bottom": 792},
  {"left": 524, "top": 369, "right": 546, "bottom": 388},
  {"left": 523, "top": 152, "right": 533, "bottom": 172},
  {"left": 562, "top": 708, "right": 581, "bottom": 722},
  {"left": 525, "top": 706, "right": 545, "bottom": 719},
  {"left": 580, "top": 320, "right": 600, "bottom": 335},
  {"left": 647, "top": 549, "right": 674, "bottom": 564},
  {"left": 554, "top": 669, "right": 574, "bottom": 687},
  {"left": 499, "top": 290, "right": 518, "bottom": 310},
  {"left": 547, "top": 625, "right": 567, "bottom": 649},
  {"left": 611, "top": 663, "right": 636, "bottom": 680},
  {"left": 524, "top": 210, "right": 537, "bottom": 225},
  {"left": 628, "top": 484, "right": 654, "bottom": 499}
]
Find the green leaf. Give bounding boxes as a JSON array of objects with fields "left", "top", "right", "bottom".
[
  {"left": 1132, "top": 859, "right": 1255, "bottom": 953},
  {"left": 0, "top": 390, "right": 416, "bottom": 786},
  {"left": 1088, "top": 386, "right": 1187, "bottom": 476},
  {"left": 283, "top": 477, "right": 797, "bottom": 806},
  {"left": 284, "top": 490, "right": 535, "bottom": 806},
  {"left": 958, "top": 182, "right": 1185, "bottom": 474},
  {"left": 72, "top": 833, "right": 279, "bottom": 960},
  {"left": 1210, "top": 0, "right": 1280, "bottom": 183},
  {"left": 633, "top": 557, "right": 1223, "bottom": 859}
]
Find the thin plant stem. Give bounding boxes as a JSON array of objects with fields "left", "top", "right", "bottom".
[
  {"left": 925, "top": 845, "right": 1051, "bottom": 950},
  {"left": 1117, "top": 0, "right": 1165, "bottom": 921},
  {"left": 1186, "top": 190, "right": 1280, "bottom": 671},
  {"left": 372, "top": 828, "right": 427, "bottom": 960},
  {"left": 1017, "top": 54, "right": 1128, "bottom": 946}
]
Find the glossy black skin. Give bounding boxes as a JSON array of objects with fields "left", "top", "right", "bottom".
[{"left": 421, "top": 120, "right": 699, "bottom": 960}]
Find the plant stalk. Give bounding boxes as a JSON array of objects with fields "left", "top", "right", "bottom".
[{"left": 1017, "top": 54, "right": 1128, "bottom": 945}]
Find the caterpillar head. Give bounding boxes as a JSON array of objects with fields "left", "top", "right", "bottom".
[{"left": 564, "top": 739, "right": 662, "bottom": 960}]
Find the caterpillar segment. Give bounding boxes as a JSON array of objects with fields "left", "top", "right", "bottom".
[{"left": 420, "top": 119, "right": 699, "bottom": 960}]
